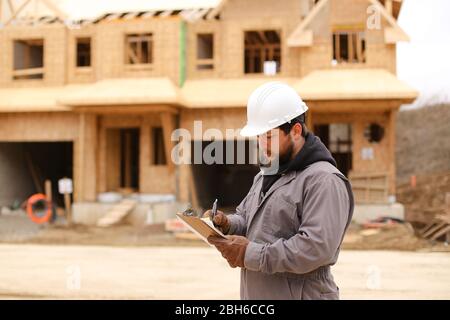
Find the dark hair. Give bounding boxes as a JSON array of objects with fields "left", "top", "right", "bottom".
[{"left": 278, "top": 113, "right": 307, "bottom": 137}]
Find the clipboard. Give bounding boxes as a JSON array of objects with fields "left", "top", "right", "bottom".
[{"left": 176, "top": 212, "right": 226, "bottom": 245}]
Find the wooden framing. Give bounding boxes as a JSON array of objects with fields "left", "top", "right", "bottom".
[
  {"left": 0, "top": 0, "right": 416, "bottom": 208},
  {"left": 160, "top": 112, "right": 176, "bottom": 173},
  {"left": 125, "top": 33, "right": 154, "bottom": 66},
  {"left": 72, "top": 105, "right": 179, "bottom": 114},
  {"left": 368, "top": 0, "right": 410, "bottom": 43},
  {"left": 1, "top": 0, "right": 68, "bottom": 26},
  {"left": 12, "top": 38, "right": 45, "bottom": 80},
  {"left": 332, "top": 29, "right": 366, "bottom": 64},
  {"left": 196, "top": 33, "right": 214, "bottom": 70},
  {"left": 244, "top": 30, "right": 281, "bottom": 74},
  {"left": 349, "top": 171, "right": 389, "bottom": 204},
  {"left": 287, "top": 0, "right": 329, "bottom": 47}
]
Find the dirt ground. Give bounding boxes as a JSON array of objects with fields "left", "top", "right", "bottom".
[
  {"left": 1, "top": 213, "right": 448, "bottom": 252},
  {"left": 0, "top": 244, "right": 449, "bottom": 300},
  {"left": 0, "top": 214, "right": 449, "bottom": 299}
]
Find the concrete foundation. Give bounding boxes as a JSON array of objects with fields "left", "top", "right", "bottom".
[
  {"left": 352, "top": 203, "right": 405, "bottom": 224},
  {"left": 73, "top": 200, "right": 188, "bottom": 226}
]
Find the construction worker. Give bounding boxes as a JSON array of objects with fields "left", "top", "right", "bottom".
[{"left": 205, "top": 82, "right": 354, "bottom": 300}]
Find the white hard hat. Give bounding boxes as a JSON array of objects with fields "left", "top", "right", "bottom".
[{"left": 240, "top": 82, "right": 308, "bottom": 137}]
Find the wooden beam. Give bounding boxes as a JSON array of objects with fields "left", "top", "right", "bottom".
[
  {"left": 141, "top": 11, "right": 156, "bottom": 19},
  {"left": 385, "top": 0, "right": 393, "bottom": 15},
  {"left": 7, "top": 0, "right": 15, "bottom": 14},
  {"left": 258, "top": 31, "right": 268, "bottom": 44},
  {"left": 72, "top": 105, "right": 179, "bottom": 114},
  {"left": 44, "top": 180, "right": 52, "bottom": 202},
  {"left": 123, "top": 131, "right": 132, "bottom": 188},
  {"left": 287, "top": 0, "right": 329, "bottom": 47},
  {"left": 368, "top": 0, "right": 410, "bottom": 42},
  {"left": 12, "top": 67, "right": 44, "bottom": 77},
  {"left": 180, "top": 9, "right": 199, "bottom": 22},
  {"left": 306, "top": 110, "right": 313, "bottom": 133},
  {"left": 159, "top": 10, "right": 173, "bottom": 18},
  {"left": 188, "top": 167, "right": 199, "bottom": 209},
  {"left": 123, "top": 12, "right": 139, "bottom": 20},
  {"left": 4, "top": 0, "right": 32, "bottom": 26},
  {"left": 74, "top": 113, "right": 97, "bottom": 201},
  {"left": 25, "top": 150, "right": 43, "bottom": 193},
  {"left": 384, "top": 27, "right": 409, "bottom": 43},
  {"left": 160, "top": 112, "right": 176, "bottom": 172},
  {"left": 206, "top": 0, "right": 228, "bottom": 20},
  {"left": 126, "top": 44, "right": 139, "bottom": 64},
  {"left": 388, "top": 109, "right": 397, "bottom": 195}
]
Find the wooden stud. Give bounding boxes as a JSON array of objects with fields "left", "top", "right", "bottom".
[
  {"left": 64, "top": 192, "right": 72, "bottom": 225},
  {"left": 388, "top": 109, "right": 397, "bottom": 195},
  {"left": 123, "top": 130, "right": 132, "bottom": 188},
  {"left": 72, "top": 105, "right": 179, "bottom": 114},
  {"left": 160, "top": 112, "right": 176, "bottom": 172},
  {"left": 44, "top": 179, "right": 52, "bottom": 202},
  {"left": 4, "top": 0, "right": 31, "bottom": 25},
  {"left": 206, "top": 0, "right": 228, "bottom": 20},
  {"left": 188, "top": 167, "right": 200, "bottom": 209}
]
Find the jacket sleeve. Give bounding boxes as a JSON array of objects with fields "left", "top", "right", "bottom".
[
  {"left": 226, "top": 191, "right": 250, "bottom": 236},
  {"left": 244, "top": 172, "right": 351, "bottom": 274}
]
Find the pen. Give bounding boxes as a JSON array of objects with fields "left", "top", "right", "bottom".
[{"left": 211, "top": 199, "right": 218, "bottom": 225}]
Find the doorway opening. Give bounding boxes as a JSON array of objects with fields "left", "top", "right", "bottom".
[
  {"left": 106, "top": 128, "right": 140, "bottom": 192},
  {"left": 314, "top": 123, "right": 352, "bottom": 176}
]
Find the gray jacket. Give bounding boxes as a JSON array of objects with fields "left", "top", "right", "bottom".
[{"left": 227, "top": 161, "right": 354, "bottom": 300}]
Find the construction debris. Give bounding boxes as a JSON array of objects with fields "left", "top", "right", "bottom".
[
  {"left": 97, "top": 199, "right": 137, "bottom": 227},
  {"left": 419, "top": 214, "right": 450, "bottom": 243},
  {"left": 362, "top": 216, "right": 405, "bottom": 229}
]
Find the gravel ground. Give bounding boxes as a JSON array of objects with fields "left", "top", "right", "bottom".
[{"left": 0, "top": 244, "right": 449, "bottom": 300}]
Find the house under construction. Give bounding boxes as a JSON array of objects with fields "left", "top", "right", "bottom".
[{"left": 0, "top": 0, "right": 417, "bottom": 223}]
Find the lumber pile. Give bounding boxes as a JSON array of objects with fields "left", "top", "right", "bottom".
[
  {"left": 97, "top": 199, "right": 136, "bottom": 227},
  {"left": 418, "top": 193, "right": 450, "bottom": 242}
]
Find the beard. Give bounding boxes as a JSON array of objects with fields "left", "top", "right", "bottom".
[{"left": 259, "top": 138, "right": 294, "bottom": 174}]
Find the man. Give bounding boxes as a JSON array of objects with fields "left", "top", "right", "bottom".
[{"left": 205, "top": 82, "right": 354, "bottom": 300}]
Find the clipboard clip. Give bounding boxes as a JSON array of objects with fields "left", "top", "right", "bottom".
[{"left": 182, "top": 204, "right": 198, "bottom": 217}]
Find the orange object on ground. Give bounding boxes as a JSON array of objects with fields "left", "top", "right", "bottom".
[{"left": 27, "top": 193, "right": 52, "bottom": 224}]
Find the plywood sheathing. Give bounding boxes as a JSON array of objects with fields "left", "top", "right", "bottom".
[
  {"left": 0, "top": 112, "right": 78, "bottom": 141},
  {"left": 94, "top": 18, "right": 180, "bottom": 84},
  {"left": 294, "top": 69, "right": 418, "bottom": 102},
  {"left": 0, "top": 86, "right": 72, "bottom": 112},
  {"left": 180, "top": 77, "right": 297, "bottom": 108},
  {"left": 296, "top": 0, "right": 400, "bottom": 76},
  {"left": 140, "top": 116, "right": 176, "bottom": 194},
  {"left": 180, "top": 69, "right": 417, "bottom": 108},
  {"left": 0, "top": 24, "right": 67, "bottom": 87},
  {"left": 67, "top": 24, "right": 97, "bottom": 84},
  {"left": 59, "top": 78, "right": 181, "bottom": 106},
  {"left": 287, "top": 0, "right": 329, "bottom": 47}
]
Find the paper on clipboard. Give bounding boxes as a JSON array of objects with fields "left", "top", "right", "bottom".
[{"left": 176, "top": 213, "right": 226, "bottom": 246}]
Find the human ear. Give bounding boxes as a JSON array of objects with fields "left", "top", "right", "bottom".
[{"left": 291, "top": 123, "right": 302, "bottom": 140}]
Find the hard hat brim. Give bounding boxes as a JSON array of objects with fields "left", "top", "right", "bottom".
[{"left": 239, "top": 124, "right": 271, "bottom": 137}]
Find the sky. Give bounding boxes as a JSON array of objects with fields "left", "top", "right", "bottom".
[{"left": 397, "top": 0, "right": 450, "bottom": 108}]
